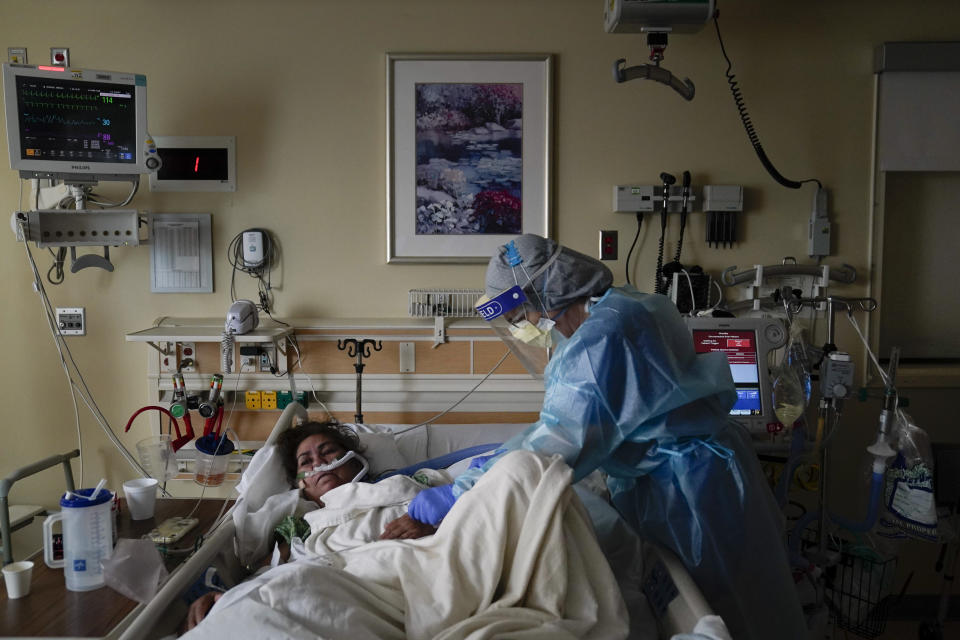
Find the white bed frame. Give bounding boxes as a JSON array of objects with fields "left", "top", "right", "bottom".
[{"left": 117, "top": 403, "right": 713, "bottom": 639}]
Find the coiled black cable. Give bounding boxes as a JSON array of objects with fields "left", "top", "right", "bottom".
[{"left": 713, "top": 12, "right": 820, "bottom": 191}]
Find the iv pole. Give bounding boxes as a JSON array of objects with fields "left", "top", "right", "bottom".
[{"left": 337, "top": 338, "right": 382, "bottom": 424}]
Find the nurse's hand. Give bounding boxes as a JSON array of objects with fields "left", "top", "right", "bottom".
[
  {"left": 380, "top": 514, "right": 437, "bottom": 539},
  {"left": 408, "top": 484, "right": 457, "bottom": 526},
  {"left": 185, "top": 591, "right": 223, "bottom": 630}
]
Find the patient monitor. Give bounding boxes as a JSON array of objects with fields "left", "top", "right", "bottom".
[
  {"left": 683, "top": 316, "right": 787, "bottom": 439},
  {"left": 2, "top": 62, "right": 160, "bottom": 182}
]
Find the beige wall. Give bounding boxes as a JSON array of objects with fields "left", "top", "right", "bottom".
[{"left": 2, "top": 0, "right": 958, "bottom": 588}]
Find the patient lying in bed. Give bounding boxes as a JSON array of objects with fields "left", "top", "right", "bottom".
[
  {"left": 186, "top": 421, "right": 442, "bottom": 629},
  {"left": 182, "top": 447, "right": 630, "bottom": 639}
]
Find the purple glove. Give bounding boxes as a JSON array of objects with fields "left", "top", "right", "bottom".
[{"left": 408, "top": 484, "right": 457, "bottom": 526}]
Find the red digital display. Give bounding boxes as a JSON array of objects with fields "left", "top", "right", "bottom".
[{"left": 726, "top": 337, "right": 752, "bottom": 349}]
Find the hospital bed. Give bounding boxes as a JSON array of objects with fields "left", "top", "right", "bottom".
[{"left": 118, "top": 402, "right": 715, "bottom": 640}]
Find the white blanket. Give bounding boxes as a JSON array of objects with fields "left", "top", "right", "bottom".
[{"left": 186, "top": 451, "right": 629, "bottom": 639}]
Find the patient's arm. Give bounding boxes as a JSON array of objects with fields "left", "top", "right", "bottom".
[
  {"left": 380, "top": 513, "right": 437, "bottom": 540},
  {"left": 184, "top": 592, "right": 223, "bottom": 631}
]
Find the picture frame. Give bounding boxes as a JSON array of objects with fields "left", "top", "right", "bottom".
[{"left": 386, "top": 53, "right": 553, "bottom": 263}]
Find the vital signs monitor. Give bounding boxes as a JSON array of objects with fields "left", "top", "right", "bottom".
[
  {"left": 2, "top": 63, "right": 159, "bottom": 182},
  {"left": 684, "top": 316, "right": 787, "bottom": 438}
]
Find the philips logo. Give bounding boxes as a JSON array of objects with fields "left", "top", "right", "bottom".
[{"left": 71, "top": 164, "right": 91, "bottom": 170}]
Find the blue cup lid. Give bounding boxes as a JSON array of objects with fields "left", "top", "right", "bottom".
[
  {"left": 60, "top": 487, "right": 113, "bottom": 508},
  {"left": 196, "top": 434, "right": 235, "bottom": 456}
]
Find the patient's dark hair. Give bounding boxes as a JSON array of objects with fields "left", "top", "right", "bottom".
[{"left": 275, "top": 421, "right": 362, "bottom": 485}]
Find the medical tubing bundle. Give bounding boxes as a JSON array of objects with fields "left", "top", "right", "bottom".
[{"left": 19, "top": 228, "right": 160, "bottom": 490}]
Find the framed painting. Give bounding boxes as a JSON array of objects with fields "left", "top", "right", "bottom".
[{"left": 387, "top": 53, "right": 553, "bottom": 263}]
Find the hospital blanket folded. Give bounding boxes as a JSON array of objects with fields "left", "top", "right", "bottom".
[{"left": 184, "top": 450, "right": 629, "bottom": 639}]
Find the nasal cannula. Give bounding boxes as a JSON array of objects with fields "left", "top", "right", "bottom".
[{"left": 297, "top": 450, "right": 369, "bottom": 483}]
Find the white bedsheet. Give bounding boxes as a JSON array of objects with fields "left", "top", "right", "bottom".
[{"left": 185, "top": 450, "right": 629, "bottom": 639}]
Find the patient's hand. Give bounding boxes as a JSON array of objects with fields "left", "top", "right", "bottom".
[
  {"left": 380, "top": 514, "right": 437, "bottom": 540},
  {"left": 185, "top": 591, "right": 223, "bottom": 630}
]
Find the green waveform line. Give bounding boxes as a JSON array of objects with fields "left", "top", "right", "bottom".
[{"left": 21, "top": 88, "right": 97, "bottom": 101}]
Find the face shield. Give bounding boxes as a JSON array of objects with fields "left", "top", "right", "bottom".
[{"left": 476, "top": 287, "right": 555, "bottom": 379}]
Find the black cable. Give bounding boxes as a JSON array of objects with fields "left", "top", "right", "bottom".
[
  {"left": 655, "top": 212, "right": 667, "bottom": 294},
  {"left": 655, "top": 173, "right": 675, "bottom": 295},
  {"left": 713, "top": 10, "right": 821, "bottom": 191},
  {"left": 625, "top": 212, "right": 643, "bottom": 285},
  {"left": 674, "top": 171, "right": 691, "bottom": 263}
]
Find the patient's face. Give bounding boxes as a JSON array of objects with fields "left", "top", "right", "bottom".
[{"left": 296, "top": 434, "right": 362, "bottom": 504}]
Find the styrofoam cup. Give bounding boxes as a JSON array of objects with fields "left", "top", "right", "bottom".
[
  {"left": 123, "top": 478, "right": 159, "bottom": 520},
  {"left": 2, "top": 560, "right": 34, "bottom": 599}
]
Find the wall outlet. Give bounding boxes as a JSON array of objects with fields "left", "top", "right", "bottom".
[
  {"left": 55, "top": 307, "right": 85, "bottom": 335},
  {"left": 160, "top": 342, "right": 177, "bottom": 372},
  {"left": 261, "top": 391, "right": 277, "bottom": 410},
  {"left": 7, "top": 47, "right": 27, "bottom": 64},
  {"left": 599, "top": 230, "right": 618, "bottom": 260},
  {"left": 49, "top": 47, "right": 69, "bottom": 67},
  {"left": 179, "top": 342, "right": 197, "bottom": 372},
  {"left": 245, "top": 390, "right": 262, "bottom": 410},
  {"left": 238, "top": 344, "right": 259, "bottom": 373}
]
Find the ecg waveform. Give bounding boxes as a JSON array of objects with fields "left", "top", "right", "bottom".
[
  {"left": 19, "top": 88, "right": 100, "bottom": 101},
  {"left": 23, "top": 114, "right": 108, "bottom": 127}
]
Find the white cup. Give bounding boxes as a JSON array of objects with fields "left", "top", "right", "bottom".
[
  {"left": 2, "top": 560, "right": 34, "bottom": 599},
  {"left": 123, "top": 478, "right": 159, "bottom": 520}
]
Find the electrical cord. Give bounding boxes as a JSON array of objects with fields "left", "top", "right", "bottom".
[
  {"left": 19, "top": 227, "right": 166, "bottom": 492},
  {"left": 392, "top": 350, "right": 512, "bottom": 436},
  {"left": 86, "top": 179, "right": 140, "bottom": 207},
  {"left": 713, "top": 9, "right": 821, "bottom": 191},
  {"left": 625, "top": 212, "right": 643, "bottom": 286}
]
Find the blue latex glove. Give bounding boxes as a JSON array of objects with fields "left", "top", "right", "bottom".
[
  {"left": 408, "top": 484, "right": 457, "bottom": 526},
  {"left": 468, "top": 449, "right": 505, "bottom": 470}
]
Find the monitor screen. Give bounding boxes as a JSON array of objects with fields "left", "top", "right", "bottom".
[
  {"left": 683, "top": 316, "right": 787, "bottom": 443},
  {"left": 2, "top": 63, "right": 151, "bottom": 180},
  {"left": 691, "top": 329, "right": 763, "bottom": 416}
]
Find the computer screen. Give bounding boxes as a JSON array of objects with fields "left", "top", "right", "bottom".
[
  {"left": 691, "top": 328, "right": 763, "bottom": 416},
  {"left": 684, "top": 316, "right": 787, "bottom": 441},
  {"left": 2, "top": 63, "right": 153, "bottom": 181}
]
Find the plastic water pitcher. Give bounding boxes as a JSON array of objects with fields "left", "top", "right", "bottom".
[{"left": 42, "top": 488, "right": 115, "bottom": 591}]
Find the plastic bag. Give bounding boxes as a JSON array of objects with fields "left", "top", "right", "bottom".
[
  {"left": 877, "top": 412, "right": 938, "bottom": 542},
  {"left": 102, "top": 538, "right": 169, "bottom": 603},
  {"left": 771, "top": 323, "right": 811, "bottom": 429}
]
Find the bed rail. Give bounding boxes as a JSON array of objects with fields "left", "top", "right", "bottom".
[{"left": 118, "top": 402, "right": 308, "bottom": 639}]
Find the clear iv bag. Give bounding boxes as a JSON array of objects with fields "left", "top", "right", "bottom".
[{"left": 771, "top": 323, "right": 811, "bottom": 428}]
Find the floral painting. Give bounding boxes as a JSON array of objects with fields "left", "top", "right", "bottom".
[
  {"left": 387, "top": 54, "right": 551, "bottom": 263},
  {"left": 414, "top": 83, "right": 523, "bottom": 235}
]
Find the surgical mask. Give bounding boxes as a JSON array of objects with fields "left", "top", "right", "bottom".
[
  {"left": 297, "top": 450, "right": 369, "bottom": 485},
  {"left": 508, "top": 316, "right": 555, "bottom": 348}
]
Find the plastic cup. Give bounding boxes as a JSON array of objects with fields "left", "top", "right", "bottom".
[
  {"left": 136, "top": 435, "right": 177, "bottom": 481},
  {"left": 123, "top": 478, "right": 159, "bottom": 520},
  {"left": 194, "top": 434, "right": 235, "bottom": 487},
  {"left": 2, "top": 560, "right": 34, "bottom": 599}
]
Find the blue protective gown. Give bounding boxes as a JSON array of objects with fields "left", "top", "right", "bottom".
[{"left": 454, "top": 286, "right": 806, "bottom": 640}]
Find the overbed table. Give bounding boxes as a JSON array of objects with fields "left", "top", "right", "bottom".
[{"left": 1, "top": 497, "right": 230, "bottom": 638}]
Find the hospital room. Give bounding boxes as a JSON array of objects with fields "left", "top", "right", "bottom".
[{"left": 1, "top": 0, "right": 959, "bottom": 638}]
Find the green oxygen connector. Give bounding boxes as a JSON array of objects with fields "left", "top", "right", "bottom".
[{"left": 170, "top": 402, "right": 186, "bottom": 419}]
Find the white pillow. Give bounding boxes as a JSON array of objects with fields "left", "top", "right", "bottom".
[{"left": 355, "top": 432, "right": 409, "bottom": 477}]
